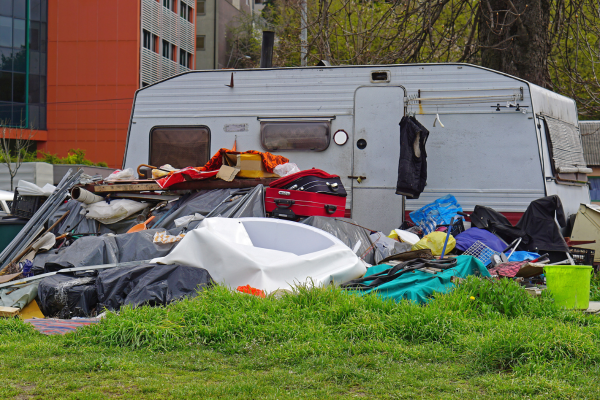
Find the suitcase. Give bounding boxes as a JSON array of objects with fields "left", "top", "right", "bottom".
[
  {"left": 278, "top": 175, "right": 347, "bottom": 197},
  {"left": 265, "top": 188, "right": 346, "bottom": 220},
  {"left": 269, "top": 169, "right": 347, "bottom": 197}
]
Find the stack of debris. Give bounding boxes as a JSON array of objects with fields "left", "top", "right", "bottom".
[{"left": 0, "top": 146, "right": 597, "bottom": 334}]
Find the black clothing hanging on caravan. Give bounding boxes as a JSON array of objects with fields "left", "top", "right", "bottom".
[{"left": 395, "top": 116, "right": 429, "bottom": 199}]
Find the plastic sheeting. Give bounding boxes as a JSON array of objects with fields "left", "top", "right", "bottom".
[
  {"left": 96, "top": 263, "right": 213, "bottom": 311},
  {"left": 370, "top": 232, "right": 412, "bottom": 264},
  {"left": 153, "top": 218, "right": 367, "bottom": 293},
  {"left": 301, "top": 216, "right": 376, "bottom": 264},
  {"left": 153, "top": 189, "right": 237, "bottom": 230},
  {"left": 83, "top": 199, "right": 147, "bottom": 224},
  {"left": 0, "top": 281, "right": 38, "bottom": 309},
  {"left": 345, "top": 255, "right": 491, "bottom": 304},
  {"left": 50, "top": 201, "right": 113, "bottom": 235},
  {"left": 206, "top": 185, "right": 266, "bottom": 219},
  {"left": 32, "top": 228, "right": 181, "bottom": 270},
  {"left": 38, "top": 273, "right": 97, "bottom": 318}
]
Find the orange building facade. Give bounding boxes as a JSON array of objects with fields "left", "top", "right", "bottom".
[{"left": 36, "top": 0, "right": 195, "bottom": 168}]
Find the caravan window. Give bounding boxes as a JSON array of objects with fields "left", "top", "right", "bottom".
[
  {"left": 543, "top": 117, "right": 592, "bottom": 182},
  {"left": 150, "top": 126, "right": 210, "bottom": 169},
  {"left": 260, "top": 121, "right": 330, "bottom": 151}
]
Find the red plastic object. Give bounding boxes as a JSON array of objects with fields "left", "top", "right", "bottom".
[
  {"left": 265, "top": 188, "right": 346, "bottom": 218},
  {"left": 237, "top": 285, "right": 266, "bottom": 298}
]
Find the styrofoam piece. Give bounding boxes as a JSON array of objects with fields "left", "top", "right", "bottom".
[{"left": 152, "top": 217, "right": 367, "bottom": 293}]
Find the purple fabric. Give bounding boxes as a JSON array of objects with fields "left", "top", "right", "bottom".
[{"left": 455, "top": 227, "right": 507, "bottom": 252}]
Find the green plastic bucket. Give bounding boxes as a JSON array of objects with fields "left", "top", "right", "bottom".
[{"left": 544, "top": 265, "right": 593, "bottom": 310}]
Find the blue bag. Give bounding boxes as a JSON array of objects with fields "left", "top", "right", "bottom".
[{"left": 409, "top": 194, "right": 462, "bottom": 230}]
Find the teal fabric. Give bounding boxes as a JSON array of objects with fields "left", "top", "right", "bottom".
[{"left": 351, "top": 255, "right": 491, "bottom": 304}]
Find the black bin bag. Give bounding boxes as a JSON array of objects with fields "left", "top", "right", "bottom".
[
  {"left": 38, "top": 272, "right": 98, "bottom": 318},
  {"left": 96, "top": 263, "right": 214, "bottom": 311}
]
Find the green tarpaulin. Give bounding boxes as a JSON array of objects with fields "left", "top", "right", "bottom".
[{"left": 349, "top": 255, "right": 491, "bottom": 304}]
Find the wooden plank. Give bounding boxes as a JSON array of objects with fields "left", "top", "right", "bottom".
[
  {"left": 0, "top": 306, "right": 20, "bottom": 317},
  {"left": 82, "top": 178, "right": 277, "bottom": 194},
  {"left": 86, "top": 183, "right": 161, "bottom": 192}
]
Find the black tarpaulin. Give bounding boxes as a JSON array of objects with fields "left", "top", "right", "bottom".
[
  {"left": 301, "top": 216, "right": 376, "bottom": 264},
  {"left": 38, "top": 273, "right": 98, "bottom": 318},
  {"left": 96, "top": 264, "right": 213, "bottom": 311},
  {"left": 515, "top": 195, "right": 569, "bottom": 253},
  {"left": 470, "top": 205, "right": 528, "bottom": 244}
]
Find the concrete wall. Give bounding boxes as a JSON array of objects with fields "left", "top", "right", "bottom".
[
  {"left": 196, "top": 0, "right": 217, "bottom": 70},
  {"left": 0, "top": 162, "right": 54, "bottom": 191},
  {"left": 195, "top": 0, "right": 254, "bottom": 70}
]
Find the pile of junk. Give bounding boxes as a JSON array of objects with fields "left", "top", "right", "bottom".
[{"left": 0, "top": 147, "right": 597, "bottom": 333}]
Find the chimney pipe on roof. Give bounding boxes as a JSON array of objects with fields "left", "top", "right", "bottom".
[{"left": 260, "top": 30, "right": 275, "bottom": 68}]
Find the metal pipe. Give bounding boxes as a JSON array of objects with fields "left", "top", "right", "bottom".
[
  {"left": 260, "top": 30, "right": 275, "bottom": 68},
  {"left": 300, "top": 0, "right": 307, "bottom": 66}
]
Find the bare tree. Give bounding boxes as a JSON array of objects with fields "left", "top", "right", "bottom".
[
  {"left": 261, "top": 0, "right": 600, "bottom": 119},
  {"left": 0, "top": 119, "right": 35, "bottom": 191}
]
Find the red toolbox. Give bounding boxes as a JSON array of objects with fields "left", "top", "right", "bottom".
[{"left": 265, "top": 188, "right": 346, "bottom": 220}]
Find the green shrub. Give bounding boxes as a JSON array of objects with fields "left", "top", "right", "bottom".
[{"left": 37, "top": 149, "right": 108, "bottom": 167}]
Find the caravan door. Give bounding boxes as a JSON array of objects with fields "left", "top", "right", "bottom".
[{"left": 352, "top": 86, "right": 405, "bottom": 233}]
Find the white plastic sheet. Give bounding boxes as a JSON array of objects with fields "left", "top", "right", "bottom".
[
  {"left": 273, "top": 163, "right": 301, "bottom": 177},
  {"left": 104, "top": 168, "right": 136, "bottom": 182},
  {"left": 16, "top": 180, "right": 56, "bottom": 196},
  {"left": 82, "top": 199, "right": 147, "bottom": 224},
  {"left": 152, "top": 218, "right": 367, "bottom": 292}
]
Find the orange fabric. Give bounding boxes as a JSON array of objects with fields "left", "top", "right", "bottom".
[
  {"left": 197, "top": 148, "right": 289, "bottom": 173},
  {"left": 237, "top": 285, "right": 266, "bottom": 298}
]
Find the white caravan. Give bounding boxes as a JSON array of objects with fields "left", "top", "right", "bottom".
[{"left": 123, "top": 64, "right": 591, "bottom": 233}]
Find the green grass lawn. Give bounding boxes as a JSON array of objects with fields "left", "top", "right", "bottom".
[{"left": 1, "top": 278, "right": 600, "bottom": 399}]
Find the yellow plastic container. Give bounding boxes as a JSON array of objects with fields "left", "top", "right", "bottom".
[{"left": 544, "top": 265, "right": 593, "bottom": 310}]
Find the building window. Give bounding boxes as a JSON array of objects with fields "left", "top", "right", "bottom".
[
  {"left": 170, "top": 44, "right": 176, "bottom": 61},
  {"left": 180, "top": 2, "right": 188, "bottom": 20},
  {"left": 0, "top": 0, "right": 13, "bottom": 17},
  {"left": 590, "top": 177, "right": 600, "bottom": 202},
  {"left": 142, "top": 82, "right": 150, "bottom": 87},
  {"left": 0, "top": 16, "right": 11, "bottom": 48},
  {"left": 179, "top": 49, "right": 191, "bottom": 67},
  {"left": 196, "top": 35, "right": 205, "bottom": 51},
  {"left": 150, "top": 126, "right": 211, "bottom": 169},
  {"left": 0, "top": 71, "right": 11, "bottom": 102},
  {"left": 196, "top": 0, "right": 205, "bottom": 14},
  {"left": 260, "top": 121, "right": 331, "bottom": 151},
  {"left": 163, "top": 0, "right": 176, "bottom": 12},
  {"left": 162, "top": 39, "right": 170, "bottom": 59},
  {"left": 179, "top": 49, "right": 186, "bottom": 67},
  {"left": 143, "top": 29, "right": 151, "bottom": 50}
]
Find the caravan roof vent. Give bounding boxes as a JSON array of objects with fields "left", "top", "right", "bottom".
[{"left": 371, "top": 70, "right": 390, "bottom": 83}]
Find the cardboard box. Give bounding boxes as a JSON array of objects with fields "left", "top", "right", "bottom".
[{"left": 224, "top": 153, "right": 279, "bottom": 178}]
